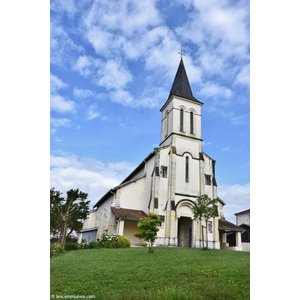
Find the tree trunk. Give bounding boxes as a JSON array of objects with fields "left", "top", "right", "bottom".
[
  {"left": 205, "top": 220, "right": 208, "bottom": 249},
  {"left": 149, "top": 241, "right": 153, "bottom": 253},
  {"left": 201, "top": 224, "right": 205, "bottom": 249},
  {"left": 60, "top": 221, "right": 68, "bottom": 247}
]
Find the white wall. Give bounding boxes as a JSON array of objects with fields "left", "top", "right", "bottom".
[
  {"left": 81, "top": 210, "right": 98, "bottom": 230},
  {"left": 175, "top": 154, "right": 200, "bottom": 196},
  {"left": 242, "top": 242, "right": 250, "bottom": 252},
  {"left": 118, "top": 177, "right": 147, "bottom": 212},
  {"left": 160, "top": 96, "right": 202, "bottom": 147},
  {"left": 236, "top": 213, "right": 250, "bottom": 226}
]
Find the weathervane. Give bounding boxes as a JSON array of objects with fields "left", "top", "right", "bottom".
[{"left": 178, "top": 44, "right": 185, "bottom": 59}]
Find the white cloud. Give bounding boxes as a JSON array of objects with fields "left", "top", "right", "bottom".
[
  {"left": 73, "top": 55, "right": 100, "bottom": 77},
  {"left": 85, "top": 26, "right": 125, "bottom": 57},
  {"left": 51, "top": 117, "right": 72, "bottom": 127},
  {"left": 50, "top": 22, "right": 83, "bottom": 67},
  {"left": 50, "top": 153, "right": 136, "bottom": 207},
  {"left": 205, "top": 106, "right": 248, "bottom": 125},
  {"left": 51, "top": 0, "right": 76, "bottom": 16},
  {"left": 83, "top": 0, "right": 161, "bottom": 39},
  {"left": 109, "top": 89, "right": 133, "bottom": 106},
  {"left": 52, "top": 0, "right": 249, "bottom": 115},
  {"left": 227, "top": 113, "right": 248, "bottom": 125},
  {"left": 50, "top": 74, "right": 68, "bottom": 92},
  {"left": 96, "top": 60, "right": 132, "bottom": 90},
  {"left": 50, "top": 74, "right": 76, "bottom": 114},
  {"left": 86, "top": 104, "right": 99, "bottom": 120},
  {"left": 51, "top": 94, "right": 76, "bottom": 113},
  {"left": 176, "top": 0, "right": 249, "bottom": 79},
  {"left": 73, "top": 88, "right": 95, "bottom": 99},
  {"left": 199, "top": 52, "right": 226, "bottom": 76},
  {"left": 218, "top": 183, "right": 250, "bottom": 223},
  {"left": 79, "top": 0, "right": 165, "bottom": 72},
  {"left": 73, "top": 56, "right": 133, "bottom": 92},
  {"left": 235, "top": 64, "right": 250, "bottom": 86},
  {"left": 201, "top": 82, "right": 233, "bottom": 99}
]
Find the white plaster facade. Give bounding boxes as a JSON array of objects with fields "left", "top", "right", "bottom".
[
  {"left": 235, "top": 209, "right": 250, "bottom": 252},
  {"left": 79, "top": 59, "right": 242, "bottom": 249},
  {"left": 236, "top": 209, "right": 250, "bottom": 226}
]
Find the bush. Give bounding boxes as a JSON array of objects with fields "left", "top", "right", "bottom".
[
  {"left": 97, "top": 233, "right": 118, "bottom": 248},
  {"left": 65, "top": 243, "right": 79, "bottom": 251},
  {"left": 79, "top": 234, "right": 131, "bottom": 249},
  {"left": 116, "top": 235, "right": 130, "bottom": 248},
  {"left": 50, "top": 243, "right": 64, "bottom": 257},
  {"left": 89, "top": 241, "right": 100, "bottom": 249},
  {"left": 80, "top": 241, "right": 90, "bottom": 249},
  {"left": 66, "top": 236, "right": 78, "bottom": 244},
  {"left": 99, "top": 234, "right": 130, "bottom": 248}
]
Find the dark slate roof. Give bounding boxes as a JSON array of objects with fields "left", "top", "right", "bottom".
[
  {"left": 111, "top": 207, "right": 148, "bottom": 221},
  {"left": 168, "top": 58, "right": 201, "bottom": 103},
  {"left": 120, "top": 151, "right": 155, "bottom": 184},
  {"left": 217, "top": 197, "right": 226, "bottom": 205},
  {"left": 219, "top": 219, "right": 244, "bottom": 232},
  {"left": 80, "top": 227, "right": 98, "bottom": 233},
  {"left": 239, "top": 223, "right": 250, "bottom": 229},
  {"left": 234, "top": 209, "right": 250, "bottom": 216}
]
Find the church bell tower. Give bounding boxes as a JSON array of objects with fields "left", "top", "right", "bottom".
[{"left": 160, "top": 58, "right": 203, "bottom": 154}]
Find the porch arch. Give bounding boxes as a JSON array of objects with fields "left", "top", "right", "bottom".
[{"left": 176, "top": 199, "right": 195, "bottom": 247}]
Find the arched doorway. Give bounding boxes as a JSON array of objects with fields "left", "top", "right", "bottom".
[
  {"left": 178, "top": 217, "right": 192, "bottom": 247},
  {"left": 176, "top": 200, "right": 195, "bottom": 247}
]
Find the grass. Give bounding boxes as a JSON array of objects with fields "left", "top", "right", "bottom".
[{"left": 51, "top": 247, "right": 250, "bottom": 300}]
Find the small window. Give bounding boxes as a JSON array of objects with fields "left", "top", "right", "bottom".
[
  {"left": 161, "top": 166, "right": 168, "bottom": 178},
  {"left": 205, "top": 174, "right": 211, "bottom": 185},
  {"left": 160, "top": 215, "right": 165, "bottom": 222},
  {"left": 180, "top": 109, "right": 184, "bottom": 132},
  {"left": 208, "top": 221, "right": 212, "bottom": 233},
  {"left": 190, "top": 111, "right": 194, "bottom": 134},
  {"left": 155, "top": 166, "right": 159, "bottom": 176},
  {"left": 185, "top": 156, "right": 189, "bottom": 182},
  {"left": 154, "top": 198, "right": 158, "bottom": 209},
  {"left": 171, "top": 200, "right": 176, "bottom": 210}
]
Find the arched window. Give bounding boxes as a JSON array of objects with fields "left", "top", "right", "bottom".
[
  {"left": 190, "top": 111, "right": 194, "bottom": 134},
  {"left": 180, "top": 109, "right": 184, "bottom": 131},
  {"left": 185, "top": 156, "right": 189, "bottom": 182}
]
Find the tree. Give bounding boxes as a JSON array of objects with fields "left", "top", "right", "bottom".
[
  {"left": 50, "top": 188, "right": 90, "bottom": 247},
  {"left": 193, "top": 194, "right": 219, "bottom": 249},
  {"left": 134, "top": 213, "right": 162, "bottom": 253}
]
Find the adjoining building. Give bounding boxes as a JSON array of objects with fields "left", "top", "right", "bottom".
[
  {"left": 79, "top": 58, "right": 244, "bottom": 249},
  {"left": 235, "top": 209, "right": 250, "bottom": 251}
]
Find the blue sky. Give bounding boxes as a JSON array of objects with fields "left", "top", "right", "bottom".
[{"left": 50, "top": 0, "right": 249, "bottom": 222}]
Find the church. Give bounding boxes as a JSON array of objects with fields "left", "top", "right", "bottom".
[{"left": 79, "top": 58, "right": 244, "bottom": 250}]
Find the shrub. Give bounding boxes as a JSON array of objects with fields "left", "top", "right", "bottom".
[
  {"left": 96, "top": 233, "right": 131, "bottom": 248},
  {"left": 98, "top": 233, "right": 118, "bottom": 248},
  {"left": 116, "top": 235, "right": 130, "bottom": 248},
  {"left": 66, "top": 236, "right": 78, "bottom": 244},
  {"left": 89, "top": 241, "right": 100, "bottom": 249},
  {"left": 64, "top": 243, "right": 79, "bottom": 251},
  {"left": 50, "top": 243, "right": 64, "bottom": 257},
  {"left": 79, "top": 234, "right": 131, "bottom": 249},
  {"left": 80, "top": 241, "right": 90, "bottom": 249}
]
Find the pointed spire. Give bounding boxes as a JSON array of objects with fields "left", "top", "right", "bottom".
[{"left": 168, "top": 58, "right": 200, "bottom": 103}]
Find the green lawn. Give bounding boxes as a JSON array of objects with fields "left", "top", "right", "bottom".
[{"left": 50, "top": 247, "right": 250, "bottom": 300}]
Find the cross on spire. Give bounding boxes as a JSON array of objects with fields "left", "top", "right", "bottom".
[{"left": 178, "top": 44, "right": 185, "bottom": 59}]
